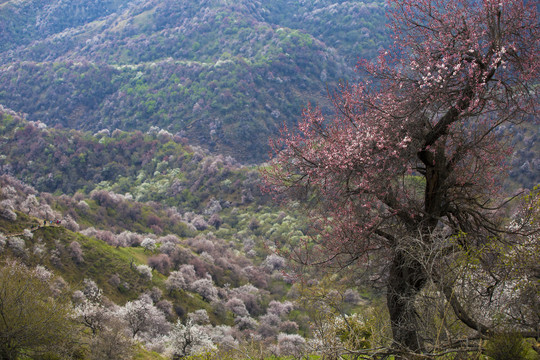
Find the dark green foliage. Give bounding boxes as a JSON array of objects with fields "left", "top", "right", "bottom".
[
  {"left": 485, "top": 333, "right": 531, "bottom": 360},
  {"left": 260, "top": 0, "right": 389, "bottom": 63},
  {"left": 0, "top": 0, "right": 387, "bottom": 162},
  {"left": 0, "top": 113, "right": 266, "bottom": 212}
]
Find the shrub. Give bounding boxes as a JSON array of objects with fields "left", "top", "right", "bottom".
[
  {"left": 23, "top": 228, "right": 33, "bottom": 238},
  {"left": 178, "top": 264, "right": 198, "bottom": 283},
  {"left": 267, "top": 300, "right": 294, "bottom": 317},
  {"left": 485, "top": 333, "right": 529, "bottom": 360},
  {"left": 7, "top": 237, "right": 26, "bottom": 256},
  {"left": 88, "top": 317, "right": 134, "bottom": 360},
  {"left": 136, "top": 265, "right": 153, "bottom": 281},
  {"left": 156, "top": 300, "right": 173, "bottom": 318},
  {"left": 188, "top": 309, "right": 211, "bottom": 325},
  {"left": 141, "top": 238, "right": 156, "bottom": 253},
  {"left": 120, "top": 298, "right": 170, "bottom": 339},
  {"left": 277, "top": 333, "right": 307, "bottom": 358},
  {"left": 191, "top": 278, "right": 218, "bottom": 302},
  {"left": 69, "top": 241, "right": 84, "bottom": 264},
  {"left": 0, "top": 260, "right": 80, "bottom": 359},
  {"left": 225, "top": 297, "right": 250, "bottom": 317},
  {"left": 148, "top": 253, "right": 171, "bottom": 275},
  {"left": 191, "top": 215, "right": 209, "bottom": 231},
  {"left": 108, "top": 273, "right": 121, "bottom": 287},
  {"left": 147, "top": 287, "right": 163, "bottom": 303},
  {"left": 0, "top": 204, "right": 17, "bottom": 221},
  {"left": 0, "top": 199, "right": 17, "bottom": 221},
  {"left": 167, "top": 319, "right": 216, "bottom": 358},
  {"left": 208, "top": 213, "right": 222, "bottom": 228},
  {"left": 235, "top": 316, "right": 258, "bottom": 331},
  {"left": 82, "top": 278, "right": 103, "bottom": 303},
  {"left": 165, "top": 271, "right": 187, "bottom": 294},
  {"left": 262, "top": 253, "right": 286, "bottom": 272},
  {"left": 63, "top": 215, "right": 80, "bottom": 232}
]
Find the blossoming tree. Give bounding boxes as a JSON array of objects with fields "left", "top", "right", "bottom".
[{"left": 264, "top": 0, "right": 538, "bottom": 356}]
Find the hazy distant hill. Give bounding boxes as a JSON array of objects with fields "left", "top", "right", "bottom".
[{"left": 0, "top": 0, "right": 389, "bottom": 162}]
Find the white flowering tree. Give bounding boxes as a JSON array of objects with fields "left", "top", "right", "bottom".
[
  {"left": 167, "top": 319, "right": 216, "bottom": 359},
  {"left": 120, "top": 297, "right": 170, "bottom": 340},
  {"left": 165, "top": 270, "right": 187, "bottom": 295},
  {"left": 141, "top": 238, "right": 157, "bottom": 253},
  {"left": 277, "top": 333, "right": 307, "bottom": 358},
  {"left": 191, "top": 278, "right": 218, "bottom": 302},
  {"left": 136, "top": 264, "right": 153, "bottom": 281}
]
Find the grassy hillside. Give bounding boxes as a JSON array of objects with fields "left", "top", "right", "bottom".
[{"left": 0, "top": 165, "right": 331, "bottom": 359}]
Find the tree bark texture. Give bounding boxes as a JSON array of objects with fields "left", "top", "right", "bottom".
[{"left": 387, "top": 250, "right": 427, "bottom": 357}]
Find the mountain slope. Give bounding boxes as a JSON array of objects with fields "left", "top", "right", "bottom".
[{"left": 0, "top": 0, "right": 389, "bottom": 162}]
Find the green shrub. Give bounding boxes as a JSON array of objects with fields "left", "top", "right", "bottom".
[{"left": 485, "top": 333, "right": 529, "bottom": 360}]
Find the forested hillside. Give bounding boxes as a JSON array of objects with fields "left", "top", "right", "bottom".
[
  {"left": 2, "top": 108, "right": 372, "bottom": 359},
  {"left": 0, "top": 0, "right": 388, "bottom": 162},
  {"left": 0, "top": 0, "right": 538, "bottom": 359}
]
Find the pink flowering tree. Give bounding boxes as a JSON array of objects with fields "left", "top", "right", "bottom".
[{"left": 264, "top": 0, "right": 538, "bottom": 355}]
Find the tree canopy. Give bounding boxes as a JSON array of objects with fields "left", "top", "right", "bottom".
[
  {"left": 265, "top": 0, "right": 539, "bottom": 357},
  {"left": 0, "top": 260, "right": 79, "bottom": 359}
]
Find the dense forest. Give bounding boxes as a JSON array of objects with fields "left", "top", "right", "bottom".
[{"left": 0, "top": 0, "right": 388, "bottom": 162}]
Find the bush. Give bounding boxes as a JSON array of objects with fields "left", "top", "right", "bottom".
[
  {"left": 165, "top": 270, "right": 187, "bottom": 294},
  {"left": 191, "top": 278, "right": 218, "bottom": 302},
  {"left": 7, "top": 236, "right": 26, "bottom": 256},
  {"left": 148, "top": 253, "right": 171, "bottom": 275},
  {"left": 0, "top": 199, "right": 17, "bottom": 221},
  {"left": 136, "top": 265, "right": 153, "bottom": 281},
  {"left": 485, "top": 333, "right": 529, "bottom": 360},
  {"left": 277, "top": 333, "right": 307, "bottom": 358},
  {"left": 141, "top": 238, "right": 156, "bottom": 252},
  {"left": 69, "top": 241, "right": 84, "bottom": 264},
  {"left": 0, "top": 260, "right": 80, "bottom": 359}
]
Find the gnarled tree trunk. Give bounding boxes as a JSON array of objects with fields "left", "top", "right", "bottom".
[{"left": 387, "top": 250, "right": 427, "bottom": 357}]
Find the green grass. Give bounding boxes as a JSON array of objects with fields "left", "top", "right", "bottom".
[
  {"left": 133, "top": 344, "right": 168, "bottom": 360},
  {"left": 0, "top": 211, "right": 39, "bottom": 235},
  {"left": 0, "top": 219, "right": 213, "bottom": 313}
]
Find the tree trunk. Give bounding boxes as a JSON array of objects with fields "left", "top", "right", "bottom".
[{"left": 386, "top": 251, "right": 426, "bottom": 357}]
